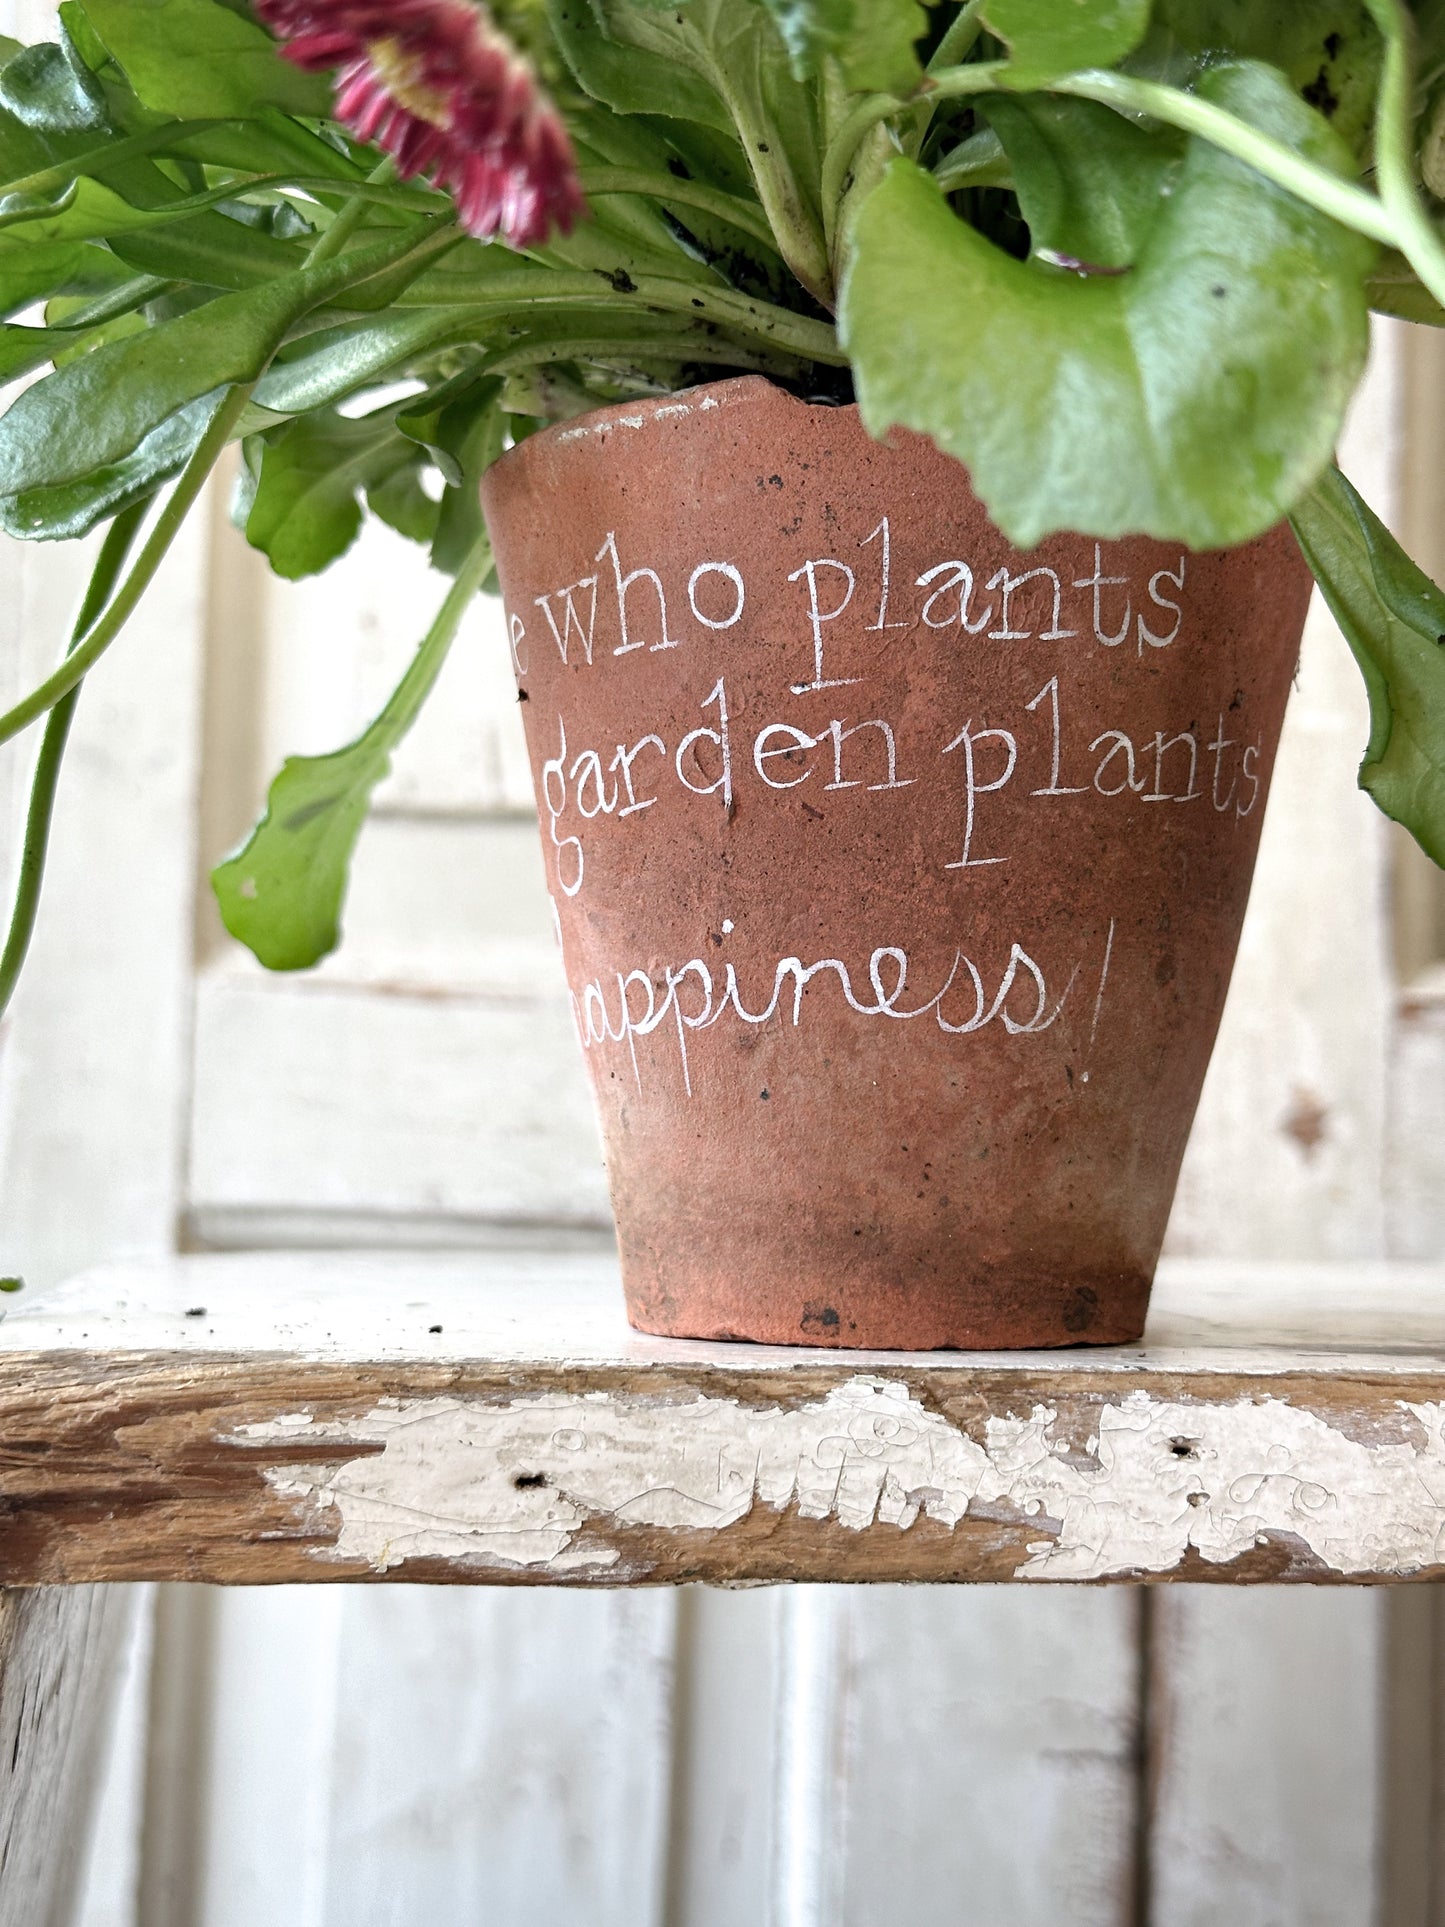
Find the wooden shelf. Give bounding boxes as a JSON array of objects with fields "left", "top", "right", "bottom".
[{"left": 2, "top": 1252, "right": 1445, "bottom": 1586}]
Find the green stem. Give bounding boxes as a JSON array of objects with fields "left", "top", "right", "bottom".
[
  {"left": 306, "top": 159, "right": 399, "bottom": 266},
  {"left": 708, "top": 72, "right": 833, "bottom": 307},
  {"left": 480, "top": 327, "right": 812, "bottom": 385},
  {"left": 383, "top": 534, "right": 493, "bottom": 738},
  {"left": 821, "top": 93, "right": 908, "bottom": 233},
  {"left": 0, "top": 384, "right": 253, "bottom": 750},
  {"left": 0, "top": 502, "right": 150, "bottom": 1020},
  {"left": 579, "top": 167, "right": 780, "bottom": 254},
  {"left": 926, "top": 0, "right": 988, "bottom": 75},
  {"left": 1361, "top": 0, "right": 1445, "bottom": 309},
  {"left": 821, "top": 62, "right": 1014, "bottom": 228},
  {"left": 627, "top": 273, "right": 842, "bottom": 360},
  {"left": 399, "top": 268, "right": 845, "bottom": 362},
  {"left": 0, "top": 119, "right": 236, "bottom": 200}
]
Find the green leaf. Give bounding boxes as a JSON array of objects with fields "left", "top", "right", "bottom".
[
  {"left": 549, "top": 0, "right": 734, "bottom": 132},
  {"left": 1290, "top": 464, "right": 1445, "bottom": 866},
  {"left": 396, "top": 370, "right": 491, "bottom": 482},
  {"left": 0, "top": 175, "right": 260, "bottom": 248},
  {"left": 213, "top": 549, "right": 489, "bottom": 970},
  {"left": 252, "top": 307, "right": 491, "bottom": 417},
  {"left": 0, "top": 237, "right": 125, "bottom": 320},
  {"left": 0, "top": 389, "right": 215, "bottom": 538},
  {"left": 754, "top": 0, "right": 926, "bottom": 94},
  {"left": 0, "top": 38, "right": 108, "bottom": 183},
  {"left": 423, "top": 381, "right": 506, "bottom": 575},
  {"left": 1367, "top": 247, "right": 1445, "bottom": 322},
  {"left": 0, "top": 322, "right": 85, "bottom": 380},
  {"left": 242, "top": 407, "right": 435, "bottom": 578},
  {"left": 550, "top": 0, "right": 829, "bottom": 298},
  {"left": 842, "top": 61, "right": 1373, "bottom": 548},
  {"left": 366, "top": 461, "right": 440, "bottom": 546},
  {"left": 214, "top": 731, "right": 391, "bottom": 971},
  {"left": 75, "top": 0, "right": 330, "bottom": 117},
  {"left": 981, "top": 94, "right": 1182, "bottom": 266},
  {"left": 50, "top": 304, "right": 146, "bottom": 363},
  {"left": 105, "top": 209, "right": 308, "bottom": 289},
  {"left": 1145, "top": 1, "right": 1383, "bottom": 160},
  {"left": 0, "top": 222, "right": 438, "bottom": 498},
  {"left": 980, "top": 0, "right": 1153, "bottom": 82}
]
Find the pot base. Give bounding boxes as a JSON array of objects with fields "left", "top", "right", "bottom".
[{"left": 620, "top": 1257, "right": 1151, "bottom": 1351}]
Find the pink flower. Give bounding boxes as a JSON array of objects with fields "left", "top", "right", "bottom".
[{"left": 256, "top": 0, "right": 585, "bottom": 248}]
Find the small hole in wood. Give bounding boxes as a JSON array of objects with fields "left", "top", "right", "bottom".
[{"left": 513, "top": 1471, "right": 547, "bottom": 1490}]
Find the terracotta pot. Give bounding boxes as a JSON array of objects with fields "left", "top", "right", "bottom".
[{"left": 482, "top": 376, "right": 1311, "bottom": 1349}]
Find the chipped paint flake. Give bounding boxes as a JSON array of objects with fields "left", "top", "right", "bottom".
[{"left": 237, "top": 1378, "right": 1445, "bottom": 1578}]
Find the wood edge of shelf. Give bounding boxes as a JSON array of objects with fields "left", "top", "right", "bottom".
[{"left": 0, "top": 1340, "right": 1442, "bottom": 1590}]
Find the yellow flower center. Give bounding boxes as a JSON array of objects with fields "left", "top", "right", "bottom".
[{"left": 366, "top": 38, "right": 451, "bottom": 127}]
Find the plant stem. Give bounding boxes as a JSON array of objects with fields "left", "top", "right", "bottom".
[
  {"left": 1360, "top": 0, "right": 1445, "bottom": 309},
  {"left": 0, "top": 119, "right": 235, "bottom": 200},
  {"left": 306, "top": 158, "right": 399, "bottom": 265},
  {"left": 1032, "top": 70, "right": 1397, "bottom": 244},
  {"left": 399, "top": 268, "right": 845, "bottom": 362},
  {"left": 0, "top": 502, "right": 150, "bottom": 1020},
  {"left": 480, "top": 327, "right": 813, "bottom": 386},
  {"left": 821, "top": 61, "right": 1012, "bottom": 227},
  {"left": 382, "top": 534, "right": 494, "bottom": 739},
  {"left": 926, "top": 0, "right": 988, "bottom": 75},
  {"left": 0, "top": 383, "right": 253, "bottom": 750},
  {"left": 580, "top": 167, "right": 780, "bottom": 253},
  {"left": 821, "top": 93, "right": 904, "bottom": 231},
  {"left": 708, "top": 72, "right": 833, "bottom": 307}
]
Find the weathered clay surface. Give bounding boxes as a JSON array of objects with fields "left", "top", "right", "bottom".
[{"left": 481, "top": 377, "right": 1313, "bottom": 1348}]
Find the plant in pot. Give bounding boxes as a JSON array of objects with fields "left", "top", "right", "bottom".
[{"left": 0, "top": 0, "right": 1441, "bottom": 1347}]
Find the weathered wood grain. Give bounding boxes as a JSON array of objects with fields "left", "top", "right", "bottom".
[
  {"left": 2, "top": 1254, "right": 1445, "bottom": 1588},
  {"left": 0, "top": 1586, "right": 134, "bottom": 1927}
]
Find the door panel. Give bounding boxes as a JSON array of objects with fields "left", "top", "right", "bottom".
[
  {"left": 1150, "top": 1591, "right": 1381, "bottom": 1927},
  {"left": 838, "top": 1588, "right": 1140, "bottom": 1927},
  {"left": 321, "top": 1590, "right": 677, "bottom": 1927}
]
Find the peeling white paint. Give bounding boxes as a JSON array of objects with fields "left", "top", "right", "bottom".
[{"left": 237, "top": 1377, "right": 1445, "bottom": 1580}]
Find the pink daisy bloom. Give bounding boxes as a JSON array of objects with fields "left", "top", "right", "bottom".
[{"left": 256, "top": 0, "right": 586, "bottom": 249}]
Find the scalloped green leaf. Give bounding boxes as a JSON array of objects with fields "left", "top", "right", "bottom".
[
  {"left": 981, "top": 0, "right": 1152, "bottom": 83},
  {"left": 842, "top": 61, "right": 1373, "bottom": 547},
  {"left": 1147, "top": 1, "right": 1382, "bottom": 159},
  {"left": 213, "top": 733, "right": 391, "bottom": 971},
  {"left": 549, "top": 0, "right": 734, "bottom": 130}
]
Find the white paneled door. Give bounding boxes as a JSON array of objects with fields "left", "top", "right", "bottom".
[{"left": 2, "top": 253, "right": 1439, "bottom": 1923}]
